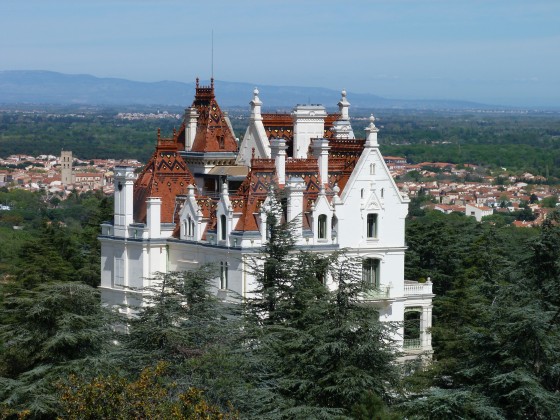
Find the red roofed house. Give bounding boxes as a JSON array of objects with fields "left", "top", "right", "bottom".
[{"left": 100, "top": 80, "right": 434, "bottom": 356}]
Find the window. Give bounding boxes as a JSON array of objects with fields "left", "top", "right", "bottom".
[
  {"left": 381, "top": 188, "right": 384, "bottom": 198},
  {"left": 220, "top": 214, "right": 227, "bottom": 240},
  {"left": 362, "top": 258, "right": 380, "bottom": 287},
  {"left": 370, "top": 163, "right": 376, "bottom": 175},
  {"left": 331, "top": 215, "right": 338, "bottom": 237},
  {"left": 318, "top": 214, "right": 327, "bottom": 239},
  {"left": 220, "top": 261, "right": 228, "bottom": 289},
  {"left": 218, "top": 136, "right": 225, "bottom": 149},
  {"left": 404, "top": 308, "right": 422, "bottom": 350},
  {"left": 366, "top": 213, "right": 378, "bottom": 238}
]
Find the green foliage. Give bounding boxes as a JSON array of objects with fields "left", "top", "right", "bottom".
[
  {"left": 402, "top": 211, "right": 560, "bottom": 419},
  {"left": 57, "top": 362, "right": 238, "bottom": 419},
  {"left": 242, "top": 215, "right": 400, "bottom": 418},
  {"left": 0, "top": 190, "right": 112, "bottom": 286},
  {"left": 0, "top": 282, "right": 119, "bottom": 418}
]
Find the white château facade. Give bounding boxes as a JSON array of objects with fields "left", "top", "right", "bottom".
[{"left": 99, "top": 80, "right": 433, "bottom": 355}]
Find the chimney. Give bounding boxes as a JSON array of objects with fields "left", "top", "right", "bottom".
[
  {"left": 146, "top": 197, "right": 161, "bottom": 238},
  {"left": 291, "top": 105, "right": 326, "bottom": 158},
  {"left": 184, "top": 106, "right": 198, "bottom": 151},
  {"left": 311, "top": 138, "right": 330, "bottom": 186},
  {"left": 270, "top": 138, "right": 288, "bottom": 185}
]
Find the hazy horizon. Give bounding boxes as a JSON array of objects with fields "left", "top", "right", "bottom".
[{"left": 2, "top": 0, "right": 559, "bottom": 107}]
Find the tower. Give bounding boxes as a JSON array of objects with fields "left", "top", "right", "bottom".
[{"left": 60, "top": 150, "right": 73, "bottom": 186}]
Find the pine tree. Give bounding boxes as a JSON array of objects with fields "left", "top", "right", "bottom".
[
  {"left": 0, "top": 282, "right": 119, "bottom": 418},
  {"left": 242, "top": 214, "right": 400, "bottom": 418}
]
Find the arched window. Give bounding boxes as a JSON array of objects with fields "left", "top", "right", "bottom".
[
  {"left": 366, "top": 213, "right": 378, "bottom": 238},
  {"left": 370, "top": 163, "right": 376, "bottom": 175},
  {"left": 404, "top": 308, "right": 422, "bottom": 350},
  {"left": 190, "top": 219, "right": 195, "bottom": 238},
  {"left": 318, "top": 214, "right": 327, "bottom": 239},
  {"left": 183, "top": 220, "right": 188, "bottom": 238},
  {"left": 220, "top": 214, "right": 227, "bottom": 240},
  {"left": 362, "top": 258, "right": 380, "bottom": 287}
]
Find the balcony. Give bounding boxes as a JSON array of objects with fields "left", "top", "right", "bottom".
[
  {"left": 403, "top": 338, "right": 422, "bottom": 350},
  {"left": 361, "top": 286, "right": 391, "bottom": 302},
  {"left": 404, "top": 280, "right": 433, "bottom": 297}
]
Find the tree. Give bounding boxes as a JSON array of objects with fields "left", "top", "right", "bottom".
[
  {"left": 57, "top": 362, "right": 238, "bottom": 419},
  {"left": 242, "top": 215, "right": 400, "bottom": 418},
  {"left": 0, "top": 282, "right": 118, "bottom": 418},
  {"left": 401, "top": 211, "right": 560, "bottom": 419}
]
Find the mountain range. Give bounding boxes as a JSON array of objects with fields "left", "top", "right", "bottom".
[{"left": 0, "top": 70, "right": 495, "bottom": 110}]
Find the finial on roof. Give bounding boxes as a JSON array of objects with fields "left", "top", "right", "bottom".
[
  {"left": 369, "top": 114, "right": 376, "bottom": 126},
  {"left": 196, "top": 77, "right": 199, "bottom": 88},
  {"left": 341, "top": 89, "right": 347, "bottom": 97},
  {"left": 211, "top": 77, "right": 214, "bottom": 88},
  {"left": 173, "top": 127, "right": 177, "bottom": 136},
  {"left": 253, "top": 87, "right": 259, "bottom": 97},
  {"left": 157, "top": 128, "right": 161, "bottom": 139},
  {"left": 251, "top": 147, "right": 255, "bottom": 159}
]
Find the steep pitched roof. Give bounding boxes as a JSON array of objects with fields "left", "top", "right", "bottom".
[
  {"left": 134, "top": 132, "right": 196, "bottom": 224},
  {"left": 190, "top": 79, "right": 238, "bottom": 153}
]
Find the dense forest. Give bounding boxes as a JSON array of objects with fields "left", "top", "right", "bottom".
[
  {"left": 1, "top": 107, "right": 560, "bottom": 178},
  {"left": 1, "top": 186, "right": 560, "bottom": 418}
]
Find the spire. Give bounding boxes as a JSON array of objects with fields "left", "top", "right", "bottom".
[
  {"left": 338, "top": 89, "right": 350, "bottom": 121},
  {"left": 250, "top": 87, "right": 263, "bottom": 121},
  {"left": 365, "top": 114, "right": 379, "bottom": 147}
]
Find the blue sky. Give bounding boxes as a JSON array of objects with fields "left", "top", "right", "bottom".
[{"left": 1, "top": 0, "right": 559, "bottom": 107}]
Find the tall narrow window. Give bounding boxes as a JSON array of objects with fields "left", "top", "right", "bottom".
[
  {"left": 362, "top": 258, "right": 380, "bottom": 287},
  {"left": 331, "top": 215, "right": 338, "bottom": 236},
  {"left": 366, "top": 213, "right": 378, "bottom": 238},
  {"left": 370, "top": 163, "right": 376, "bottom": 175},
  {"left": 381, "top": 188, "right": 384, "bottom": 198},
  {"left": 318, "top": 214, "right": 327, "bottom": 239},
  {"left": 220, "top": 261, "right": 228, "bottom": 289},
  {"left": 220, "top": 214, "right": 227, "bottom": 240}
]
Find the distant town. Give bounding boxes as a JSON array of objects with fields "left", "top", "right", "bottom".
[{"left": 1, "top": 151, "right": 557, "bottom": 228}]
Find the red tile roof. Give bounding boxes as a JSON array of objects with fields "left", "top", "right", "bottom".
[{"left": 190, "top": 79, "right": 238, "bottom": 153}]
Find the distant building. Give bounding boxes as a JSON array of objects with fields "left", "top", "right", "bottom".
[
  {"left": 60, "top": 150, "right": 73, "bottom": 186},
  {"left": 465, "top": 203, "right": 493, "bottom": 222}
]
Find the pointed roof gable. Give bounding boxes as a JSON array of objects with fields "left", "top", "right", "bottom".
[
  {"left": 134, "top": 131, "right": 196, "bottom": 224},
  {"left": 190, "top": 78, "right": 238, "bottom": 153}
]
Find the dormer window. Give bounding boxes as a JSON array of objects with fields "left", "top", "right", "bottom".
[{"left": 218, "top": 136, "right": 225, "bottom": 149}]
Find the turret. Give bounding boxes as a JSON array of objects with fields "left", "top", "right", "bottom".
[{"left": 113, "top": 166, "right": 135, "bottom": 238}]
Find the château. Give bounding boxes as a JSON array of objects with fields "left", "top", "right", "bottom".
[{"left": 99, "top": 79, "right": 434, "bottom": 356}]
